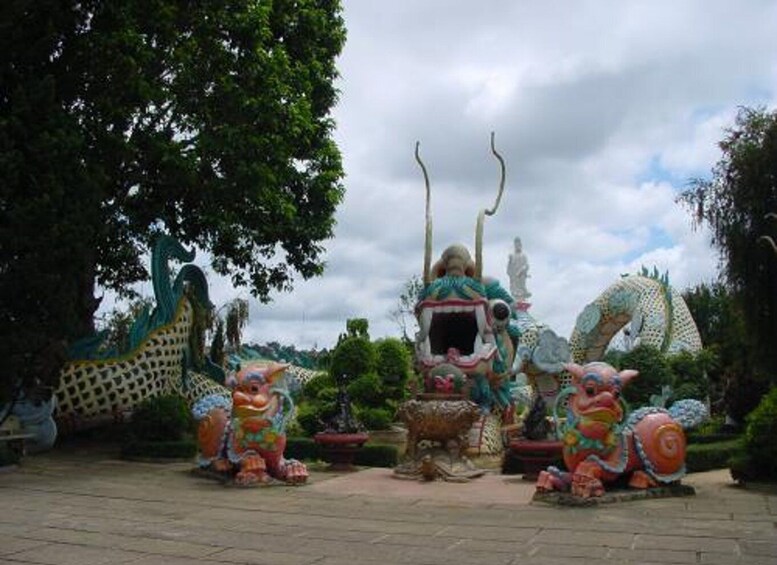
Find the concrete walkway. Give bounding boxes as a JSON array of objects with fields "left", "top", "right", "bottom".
[{"left": 1, "top": 446, "right": 775, "bottom": 565}]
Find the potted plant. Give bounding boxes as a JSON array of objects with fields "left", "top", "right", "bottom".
[{"left": 314, "top": 372, "right": 369, "bottom": 471}]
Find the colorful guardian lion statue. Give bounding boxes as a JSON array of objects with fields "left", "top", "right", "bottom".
[
  {"left": 536, "top": 361, "right": 706, "bottom": 498},
  {"left": 193, "top": 361, "right": 308, "bottom": 485}
]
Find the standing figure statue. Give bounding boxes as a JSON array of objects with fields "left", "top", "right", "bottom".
[{"left": 507, "top": 236, "right": 531, "bottom": 302}]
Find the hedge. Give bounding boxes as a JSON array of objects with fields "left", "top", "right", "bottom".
[
  {"left": 685, "top": 438, "right": 743, "bottom": 473},
  {"left": 121, "top": 439, "right": 198, "bottom": 460},
  {"left": 502, "top": 438, "right": 742, "bottom": 475},
  {"left": 285, "top": 437, "right": 399, "bottom": 468}
]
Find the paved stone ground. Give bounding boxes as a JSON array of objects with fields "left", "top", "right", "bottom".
[{"left": 1, "top": 445, "right": 775, "bottom": 565}]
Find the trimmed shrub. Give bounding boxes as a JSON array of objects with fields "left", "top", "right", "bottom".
[
  {"left": 354, "top": 443, "right": 399, "bottom": 468},
  {"left": 329, "top": 336, "right": 377, "bottom": 380},
  {"left": 742, "top": 386, "right": 777, "bottom": 480},
  {"left": 284, "top": 437, "right": 399, "bottom": 468},
  {"left": 295, "top": 400, "right": 336, "bottom": 437},
  {"left": 619, "top": 345, "right": 674, "bottom": 408},
  {"left": 375, "top": 338, "right": 410, "bottom": 387},
  {"left": 347, "top": 372, "right": 384, "bottom": 407},
  {"left": 668, "top": 350, "right": 710, "bottom": 402},
  {"left": 357, "top": 406, "right": 393, "bottom": 431},
  {"left": 285, "top": 437, "right": 321, "bottom": 461},
  {"left": 302, "top": 372, "right": 335, "bottom": 399},
  {"left": 685, "top": 439, "right": 743, "bottom": 473},
  {"left": 122, "top": 439, "right": 197, "bottom": 460},
  {"left": 130, "top": 395, "right": 192, "bottom": 442}
]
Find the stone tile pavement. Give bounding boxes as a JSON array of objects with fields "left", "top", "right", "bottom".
[{"left": 1, "top": 446, "right": 775, "bottom": 565}]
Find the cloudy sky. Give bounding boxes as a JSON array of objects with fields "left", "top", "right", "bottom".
[{"left": 106, "top": 1, "right": 777, "bottom": 351}]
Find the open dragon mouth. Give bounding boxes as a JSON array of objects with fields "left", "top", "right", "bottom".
[{"left": 416, "top": 298, "right": 496, "bottom": 373}]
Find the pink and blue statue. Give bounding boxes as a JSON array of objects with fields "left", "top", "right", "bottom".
[
  {"left": 537, "top": 361, "right": 706, "bottom": 498},
  {"left": 193, "top": 361, "right": 308, "bottom": 485}
]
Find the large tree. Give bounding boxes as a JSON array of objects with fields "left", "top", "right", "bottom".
[
  {"left": 679, "top": 106, "right": 777, "bottom": 380},
  {"left": 0, "top": 0, "right": 346, "bottom": 400}
]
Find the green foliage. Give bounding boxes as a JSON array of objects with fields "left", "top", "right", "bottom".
[
  {"left": 121, "top": 439, "right": 197, "bottom": 460},
  {"left": 679, "top": 107, "right": 777, "bottom": 379},
  {"left": 682, "top": 282, "right": 763, "bottom": 420},
  {"left": 346, "top": 318, "right": 370, "bottom": 339},
  {"left": 224, "top": 299, "right": 249, "bottom": 353},
  {"left": 284, "top": 436, "right": 320, "bottom": 461},
  {"left": 329, "top": 336, "right": 377, "bottom": 381},
  {"left": 0, "top": 441, "right": 22, "bottom": 467},
  {"left": 608, "top": 345, "right": 715, "bottom": 408},
  {"left": 618, "top": 345, "right": 674, "bottom": 408},
  {"left": 98, "top": 296, "right": 156, "bottom": 354},
  {"left": 283, "top": 437, "right": 399, "bottom": 468},
  {"left": 389, "top": 275, "right": 424, "bottom": 341},
  {"left": 0, "top": 1, "right": 347, "bottom": 397},
  {"left": 354, "top": 443, "right": 399, "bottom": 468},
  {"left": 295, "top": 398, "right": 336, "bottom": 437},
  {"left": 129, "top": 395, "right": 192, "bottom": 442},
  {"left": 347, "top": 372, "right": 384, "bottom": 407},
  {"left": 302, "top": 373, "right": 335, "bottom": 399},
  {"left": 667, "top": 350, "right": 710, "bottom": 402},
  {"left": 742, "top": 386, "right": 777, "bottom": 479},
  {"left": 356, "top": 407, "right": 393, "bottom": 431},
  {"left": 209, "top": 319, "right": 225, "bottom": 367},
  {"left": 375, "top": 338, "right": 411, "bottom": 388},
  {"left": 685, "top": 439, "right": 744, "bottom": 473}
]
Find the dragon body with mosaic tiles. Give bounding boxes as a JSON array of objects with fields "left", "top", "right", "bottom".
[{"left": 13, "top": 236, "right": 315, "bottom": 482}]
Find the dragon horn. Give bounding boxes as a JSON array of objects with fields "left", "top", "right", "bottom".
[
  {"left": 475, "top": 132, "right": 506, "bottom": 280},
  {"left": 416, "top": 141, "right": 433, "bottom": 285}
]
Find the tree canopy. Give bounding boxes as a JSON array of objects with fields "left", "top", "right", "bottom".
[
  {"left": 679, "top": 106, "right": 777, "bottom": 378},
  {"left": 0, "top": 0, "right": 346, "bottom": 400}
]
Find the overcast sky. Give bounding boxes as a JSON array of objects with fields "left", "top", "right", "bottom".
[{"left": 106, "top": 1, "right": 777, "bottom": 351}]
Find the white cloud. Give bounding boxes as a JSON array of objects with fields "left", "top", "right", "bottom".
[{"left": 99, "top": 0, "right": 777, "bottom": 352}]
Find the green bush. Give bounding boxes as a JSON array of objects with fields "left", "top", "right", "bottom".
[
  {"left": 121, "top": 439, "right": 197, "bottom": 460},
  {"left": 354, "top": 443, "right": 398, "bottom": 468},
  {"left": 742, "top": 386, "right": 777, "bottom": 480},
  {"left": 284, "top": 437, "right": 399, "bottom": 468},
  {"left": 375, "top": 338, "right": 410, "bottom": 387},
  {"left": 302, "top": 372, "right": 335, "bottom": 399},
  {"left": 619, "top": 345, "right": 675, "bottom": 408},
  {"left": 329, "top": 336, "right": 377, "bottom": 380},
  {"left": 357, "top": 406, "right": 393, "bottom": 431},
  {"left": 130, "top": 395, "right": 192, "bottom": 442},
  {"left": 285, "top": 437, "right": 321, "bottom": 461},
  {"left": 668, "top": 350, "right": 710, "bottom": 402},
  {"left": 685, "top": 438, "right": 743, "bottom": 473},
  {"left": 347, "top": 372, "right": 384, "bottom": 407},
  {"left": 0, "top": 441, "right": 22, "bottom": 466},
  {"left": 295, "top": 400, "right": 336, "bottom": 437}
]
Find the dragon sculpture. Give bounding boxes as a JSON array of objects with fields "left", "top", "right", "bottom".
[
  {"left": 536, "top": 361, "right": 707, "bottom": 498},
  {"left": 409, "top": 136, "right": 704, "bottom": 459},
  {"left": 56, "top": 236, "right": 228, "bottom": 425},
  {"left": 12, "top": 236, "right": 308, "bottom": 484},
  {"left": 409, "top": 134, "right": 521, "bottom": 461}
]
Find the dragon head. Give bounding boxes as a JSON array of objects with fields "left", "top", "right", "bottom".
[{"left": 415, "top": 245, "right": 516, "bottom": 376}]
